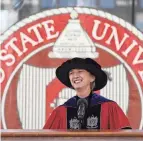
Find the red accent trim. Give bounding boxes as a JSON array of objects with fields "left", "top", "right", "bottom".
[{"left": 4, "top": 70, "right": 22, "bottom": 129}]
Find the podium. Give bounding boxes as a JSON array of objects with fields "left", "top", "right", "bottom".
[{"left": 1, "top": 130, "right": 143, "bottom": 141}]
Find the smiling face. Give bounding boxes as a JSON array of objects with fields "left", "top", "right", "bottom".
[{"left": 69, "top": 69, "right": 95, "bottom": 92}]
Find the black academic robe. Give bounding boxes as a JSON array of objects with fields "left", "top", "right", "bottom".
[{"left": 43, "top": 94, "right": 131, "bottom": 129}]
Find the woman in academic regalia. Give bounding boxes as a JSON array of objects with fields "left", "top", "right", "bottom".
[{"left": 43, "top": 57, "right": 132, "bottom": 129}]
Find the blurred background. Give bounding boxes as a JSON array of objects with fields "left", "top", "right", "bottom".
[{"left": 0, "top": 0, "right": 143, "bottom": 34}]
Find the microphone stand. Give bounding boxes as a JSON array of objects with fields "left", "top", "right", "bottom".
[
  {"left": 77, "top": 98, "right": 88, "bottom": 129},
  {"left": 79, "top": 119, "right": 84, "bottom": 129}
]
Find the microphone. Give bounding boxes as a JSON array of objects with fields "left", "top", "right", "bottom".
[{"left": 77, "top": 98, "right": 88, "bottom": 120}]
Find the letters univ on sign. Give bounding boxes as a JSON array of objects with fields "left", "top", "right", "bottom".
[{"left": 1, "top": 7, "right": 143, "bottom": 129}]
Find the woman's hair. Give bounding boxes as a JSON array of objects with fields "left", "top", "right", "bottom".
[{"left": 91, "top": 81, "right": 95, "bottom": 92}]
